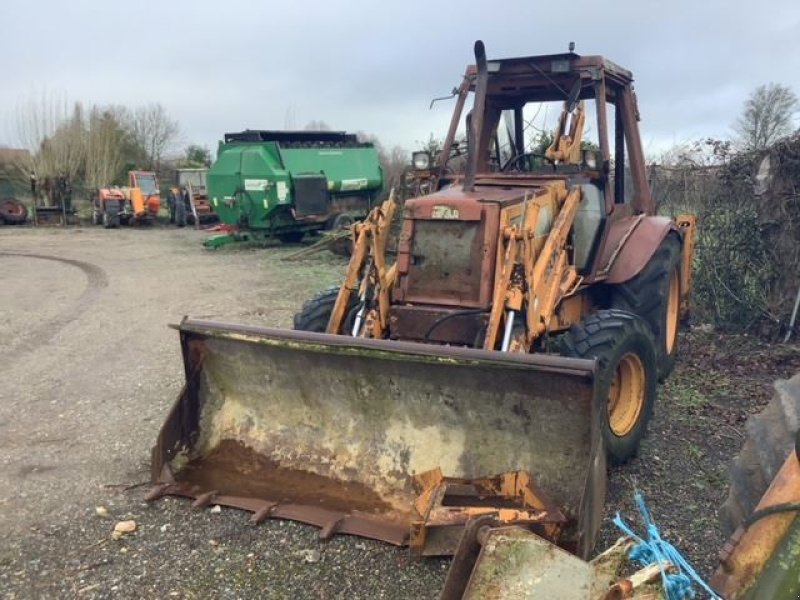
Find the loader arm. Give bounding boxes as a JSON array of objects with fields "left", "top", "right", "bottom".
[
  {"left": 676, "top": 214, "right": 696, "bottom": 318},
  {"left": 484, "top": 184, "right": 581, "bottom": 352},
  {"left": 545, "top": 101, "right": 586, "bottom": 165},
  {"left": 526, "top": 186, "right": 581, "bottom": 342},
  {"left": 327, "top": 191, "right": 397, "bottom": 336}
]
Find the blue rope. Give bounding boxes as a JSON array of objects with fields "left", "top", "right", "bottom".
[{"left": 612, "top": 491, "right": 722, "bottom": 600}]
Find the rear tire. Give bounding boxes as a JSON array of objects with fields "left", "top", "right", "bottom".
[
  {"left": 609, "top": 234, "right": 681, "bottom": 381},
  {"left": 175, "top": 196, "right": 187, "bottom": 227},
  {"left": 102, "top": 200, "right": 120, "bottom": 228},
  {"left": 328, "top": 213, "right": 355, "bottom": 257},
  {"left": 559, "top": 309, "right": 658, "bottom": 465},
  {"left": 0, "top": 198, "right": 28, "bottom": 224},
  {"left": 720, "top": 375, "right": 800, "bottom": 535}
]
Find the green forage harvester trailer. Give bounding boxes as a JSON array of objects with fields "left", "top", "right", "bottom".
[{"left": 204, "top": 130, "right": 384, "bottom": 248}]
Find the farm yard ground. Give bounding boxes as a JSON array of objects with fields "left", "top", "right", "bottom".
[{"left": 0, "top": 226, "right": 798, "bottom": 599}]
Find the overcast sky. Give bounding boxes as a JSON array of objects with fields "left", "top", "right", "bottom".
[{"left": 2, "top": 0, "right": 799, "bottom": 158}]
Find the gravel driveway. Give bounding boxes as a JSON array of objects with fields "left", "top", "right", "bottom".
[
  {"left": 0, "top": 228, "right": 446, "bottom": 599},
  {"left": 1, "top": 226, "right": 798, "bottom": 599}
]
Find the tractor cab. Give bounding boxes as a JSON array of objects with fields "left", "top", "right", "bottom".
[{"left": 128, "top": 170, "right": 161, "bottom": 219}]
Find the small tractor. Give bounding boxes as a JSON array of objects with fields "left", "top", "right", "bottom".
[
  {"left": 149, "top": 42, "right": 696, "bottom": 570},
  {"left": 167, "top": 168, "right": 218, "bottom": 228},
  {"left": 93, "top": 170, "right": 161, "bottom": 227},
  {"left": 203, "top": 130, "right": 383, "bottom": 248}
]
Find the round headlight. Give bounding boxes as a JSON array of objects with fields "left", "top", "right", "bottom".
[{"left": 412, "top": 151, "right": 431, "bottom": 171}]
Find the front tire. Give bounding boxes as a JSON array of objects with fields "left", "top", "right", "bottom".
[
  {"left": 609, "top": 235, "right": 681, "bottom": 381},
  {"left": 294, "top": 286, "right": 359, "bottom": 333},
  {"left": 559, "top": 309, "right": 658, "bottom": 464}
]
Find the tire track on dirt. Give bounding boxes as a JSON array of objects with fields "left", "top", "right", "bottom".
[{"left": 0, "top": 252, "right": 109, "bottom": 361}]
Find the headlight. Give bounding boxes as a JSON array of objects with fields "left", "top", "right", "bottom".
[{"left": 412, "top": 151, "right": 431, "bottom": 171}]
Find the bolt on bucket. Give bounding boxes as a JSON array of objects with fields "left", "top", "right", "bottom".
[{"left": 149, "top": 319, "right": 605, "bottom": 557}]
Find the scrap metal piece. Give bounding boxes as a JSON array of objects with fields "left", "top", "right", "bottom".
[
  {"left": 711, "top": 450, "right": 800, "bottom": 599},
  {"left": 442, "top": 527, "right": 668, "bottom": 600},
  {"left": 410, "top": 469, "right": 566, "bottom": 555}
]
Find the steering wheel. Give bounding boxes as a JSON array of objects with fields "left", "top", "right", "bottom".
[{"left": 501, "top": 152, "right": 555, "bottom": 172}]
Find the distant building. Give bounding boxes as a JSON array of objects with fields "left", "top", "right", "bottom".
[{"left": 0, "top": 148, "right": 31, "bottom": 175}]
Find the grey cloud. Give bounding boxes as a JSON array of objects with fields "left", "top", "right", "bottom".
[{"left": 2, "top": 0, "right": 798, "bottom": 154}]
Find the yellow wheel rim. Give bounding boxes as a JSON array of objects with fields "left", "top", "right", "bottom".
[
  {"left": 607, "top": 352, "right": 646, "bottom": 436},
  {"left": 666, "top": 267, "right": 680, "bottom": 354}
]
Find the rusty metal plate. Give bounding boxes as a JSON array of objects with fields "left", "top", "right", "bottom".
[{"left": 463, "top": 528, "right": 593, "bottom": 600}]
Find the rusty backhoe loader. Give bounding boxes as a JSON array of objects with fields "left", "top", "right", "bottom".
[{"left": 149, "top": 42, "right": 696, "bottom": 562}]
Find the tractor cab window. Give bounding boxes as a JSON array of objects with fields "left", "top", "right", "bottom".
[
  {"left": 136, "top": 174, "right": 158, "bottom": 195},
  {"left": 178, "top": 171, "right": 206, "bottom": 190},
  {"left": 486, "top": 99, "right": 602, "bottom": 175}
]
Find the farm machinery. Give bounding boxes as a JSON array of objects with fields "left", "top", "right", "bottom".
[
  {"left": 167, "top": 168, "right": 218, "bottom": 228},
  {"left": 203, "top": 130, "right": 383, "bottom": 248},
  {"left": 93, "top": 170, "right": 160, "bottom": 228},
  {"left": 148, "top": 41, "right": 699, "bottom": 592}
]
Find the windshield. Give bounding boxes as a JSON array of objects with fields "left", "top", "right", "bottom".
[
  {"left": 136, "top": 174, "right": 158, "bottom": 195},
  {"left": 441, "top": 89, "right": 604, "bottom": 175},
  {"left": 178, "top": 170, "right": 207, "bottom": 189}
]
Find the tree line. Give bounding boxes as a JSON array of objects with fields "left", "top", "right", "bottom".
[{"left": 10, "top": 93, "right": 210, "bottom": 191}]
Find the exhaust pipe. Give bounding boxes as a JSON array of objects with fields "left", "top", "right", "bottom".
[{"left": 463, "top": 40, "right": 489, "bottom": 193}]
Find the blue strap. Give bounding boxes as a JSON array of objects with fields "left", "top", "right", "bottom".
[{"left": 613, "top": 491, "right": 722, "bottom": 600}]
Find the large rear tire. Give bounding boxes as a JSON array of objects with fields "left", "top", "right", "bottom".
[
  {"left": 102, "top": 200, "right": 120, "bottom": 228},
  {"left": 720, "top": 374, "right": 800, "bottom": 535},
  {"left": 559, "top": 309, "right": 658, "bottom": 465},
  {"left": 0, "top": 198, "right": 28, "bottom": 224},
  {"left": 175, "top": 195, "right": 187, "bottom": 227},
  {"left": 609, "top": 234, "right": 681, "bottom": 381}
]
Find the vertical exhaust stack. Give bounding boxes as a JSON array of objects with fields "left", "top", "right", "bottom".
[{"left": 463, "top": 40, "right": 489, "bottom": 193}]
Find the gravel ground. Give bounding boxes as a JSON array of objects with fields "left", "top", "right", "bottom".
[{"left": 1, "top": 225, "right": 798, "bottom": 599}]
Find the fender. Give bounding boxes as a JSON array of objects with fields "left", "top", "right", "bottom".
[{"left": 598, "top": 215, "right": 678, "bottom": 284}]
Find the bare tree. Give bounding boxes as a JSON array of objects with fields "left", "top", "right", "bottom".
[
  {"left": 84, "top": 107, "right": 127, "bottom": 188},
  {"left": 735, "top": 83, "right": 798, "bottom": 150},
  {"left": 126, "top": 103, "right": 180, "bottom": 170},
  {"left": 13, "top": 92, "right": 85, "bottom": 185},
  {"left": 356, "top": 131, "right": 408, "bottom": 192}
]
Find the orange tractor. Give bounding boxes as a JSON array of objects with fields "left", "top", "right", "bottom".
[
  {"left": 150, "top": 42, "right": 697, "bottom": 563},
  {"left": 93, "top": 170, "right": 161, "bottom": 228}
]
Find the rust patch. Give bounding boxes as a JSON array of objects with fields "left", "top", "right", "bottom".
[{"left": 176, "top": 439, "right": 402, "bottom": 518}]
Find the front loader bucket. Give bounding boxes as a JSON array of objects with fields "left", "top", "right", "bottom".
[{"left": 150, "top": 319, "right": 605, "bottom": 557}]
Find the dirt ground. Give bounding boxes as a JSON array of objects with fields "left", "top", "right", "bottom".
[{"left": 1, "top": 226, "right": 799, "bottom": 599}]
